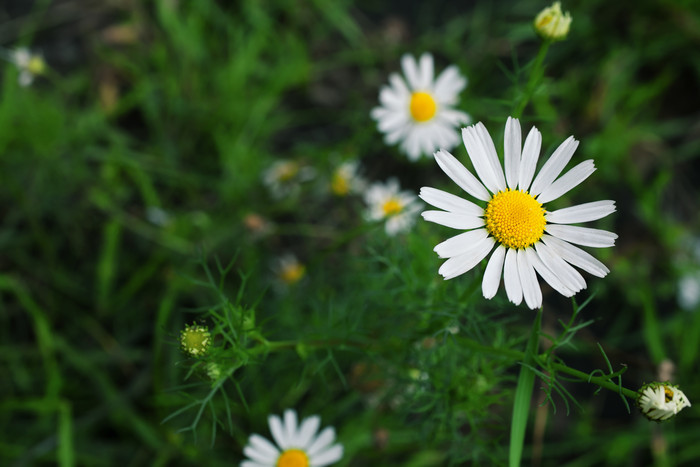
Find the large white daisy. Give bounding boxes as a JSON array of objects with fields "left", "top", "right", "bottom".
[
  {"left": 241, "top": 409, "right": 343, "bottom": 467},
  {"left": 420, "top": 117, "right": 617, "bottom": 309},
  {"left": 371, "top": 53, "right": 470, "bottom": 161}
]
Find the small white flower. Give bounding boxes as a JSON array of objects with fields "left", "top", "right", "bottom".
[
  {"left": 637, "top": 382, "right": 691, "bottom": 421},
  {"left": 371, "top": 53, "right": 470, "bottom": 161},
  {"left": 241, "top": 409, "right": 343, "bottom": 467},
  {"left": 263, "top": 160, "right": 315, "bottom": 199},
  {"left": 10, "top": 47, "right": 46, "bottom": 87},
  {"left": 331, "top": 160, "right": 366, "bottom": 196},
  {"left": 420, "top": 117, "right": 617, "bottom": 309},
  {"left": 273, "top": 254, "right": 306, "bottom": 286},
  {"left": 365, "top": 178, "right": 421, "bottom": 236}
]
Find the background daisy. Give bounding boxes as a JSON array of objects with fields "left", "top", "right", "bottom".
[
  {"left": 241, "top": 409, "right": 343, "bottom": 467},
  {"left": 421, "top": 117, "right": 617, "bottom": 309},
  {"left": 365, "top": 178, "right": 421, "bottom": 235},
  {"left": 371, "top": 53, "right": 470, "bottom": 161}
]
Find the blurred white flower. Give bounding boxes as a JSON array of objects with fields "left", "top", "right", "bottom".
[
  {"left": 11, "top": 47, "right": 46, "bottom": 87},
  {"left": 371, "top": 53, "right": 470, "bottom": 161},
  {"left": 331, "top": 160, "right": 366, "bottom": 196},
  {"left": 241, "top": 409, "right": 343, "bottom": 467},
  {"left": 263, "top": 160, "right": 315, "bottom": 199},
  {"left": 421, "top": 117, "right": 617, "bottom": 309},
  {"left": 365, "top": 178, "right": 421, "bottom": 236},
  {"left": 637, "top": 382, "right": 691, "bottom": 421},
  {"left": 273, "top": 254, "right": 306, "bottom": 286}
]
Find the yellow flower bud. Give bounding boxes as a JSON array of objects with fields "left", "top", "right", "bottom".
[{"left": 534, "top": 2, "right": 572, "bottom": 41}]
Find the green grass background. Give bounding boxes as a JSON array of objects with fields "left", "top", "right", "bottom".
[{"left": 1, "top": 0, "right": 700, "bottom": 465}]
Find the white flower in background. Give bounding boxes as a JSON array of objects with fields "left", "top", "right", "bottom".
[
  {"left": 420, "top": 117, "right": 617, "bottom": 309},
  {"left": 331, "top": 160, "right": 366, "bottom": 196},
  {"left": 637, "top": 382, "right": 691, "bottom": 421},
  {"left": 678, "top": 272, "right": 700, "bottom": 311},
  {"left": 273, "top": 254, "right": 306, "bottom": 286},
  {"left": 263, "top": 160, "right": 315, "bottom": 199},
  {"left": 241, "top": 409, "right": 343, "bottom": 467},
  {"left": 534, "top": 2, "right": 572, "bottom": 41},
  {"left": 10, "top": 47, "right": 46, "bottom": 87},
  {"left": 365, "top": 178, "right": 421, "bottom": 236},
  {"left": 371, "top": 53, "right": 470, "bottom": 161}
]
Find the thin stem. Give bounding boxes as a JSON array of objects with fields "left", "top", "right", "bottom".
[
  {"left": 551, "top": 362, "right": 638, "bottom": 400},
  {"left": 512, "top": 41, "right": 551, "bottom": 119}
]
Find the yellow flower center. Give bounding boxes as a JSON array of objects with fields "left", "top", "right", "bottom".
[
  {"left": 27, "top": 56, "right": 46, "bottom": 75},
  {"left": 664, "top": 387, "right": 674, "bottom": 403},
  {"left": 484, "top": 189, "right": 546, "bottom": 249},
  {"left": 331, "top": 172, "right": 349, "bottom": 196},
  {"left": 281, "top": 263, "right": 305, "bottom": 284},
  {"left": 277, "top": 449, "right": 309, "bottom": 467},
  {"left": 409, "top": 91, "right": 437, "bottom": 122},
  {"left": 382, "top": 198, "right": 403, "bottom": 216},
  {"left": 180, "top": 324, "right": 211, "bottom": 356},
  {"left": 278, "top": 163, "right": 300, "bottom": 182}
]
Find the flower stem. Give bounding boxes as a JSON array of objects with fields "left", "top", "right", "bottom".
[
  {"left": 512, "top": 41, "right": 551, "bottom": 119},
  {"left": 550, "top": 362, "right": 638, "bottom": 400}
]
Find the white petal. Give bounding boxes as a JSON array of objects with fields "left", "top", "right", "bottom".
[
  {"left": 530, "top": 136, "right": 579, "bottom": 197},
  {"left": 307, "top": 427, "right": 336, "bottom": 457},
  {"left": 482, "top": 245, "right": 506, "bottom": 299},
  {"left": 536, "top": 160, "right": 596, "bottom": 204},
  {"left": 517, "top": 249, "right": 542, "bottom": 309},
  {"left": 462, "top": 124, "right": 505, "bottom": 194},
  {"left": 401, "top": 54, "right": 421, "bottom": 89},
  {"left": 241, "top": 461, "right": 270, "bottom": 467},
  {"left": 296, "top": 416, "right": 321, "bottom": 449},
  {"left": 402, "top": 131, "right": 422, "bottom": 160},
  {"left": 388, "top": 73, "right": 411, "bottom": 100},
  {"left": 376, "top": 109, "right": 409, "bottom": 133},
  {"left": 541, "top": 234, "right": 610, "bottom": 277},
  {"left": 433, "top": 229, "right": 489, "bottom": 258},
  {"left": 421, "top": 210, "right": 484, "bottom": 230},
  {"left": 418, "top": 53, "right": 434, "bottom": 89},
  {"left": 244, "top": 442, "right": 278, "bottom": 464},
  {"left": 378, "top": 86, "right": 404, "bottom": 110},
  {"left": 283, "top": 410, "right": 299, "bottom": 446},
  {"left": 503, "top": 248, "right": 523, "bottom": 305},
  {"left": 433, "top": 65, "right": 467, "bottom": 102},
  {"left": 433, "top": 149, "right": 491, "bottom": 201},
  {"left": 504, "top": 117, "right": 522, "bottom": 189},
  {"left": 525, "top": 248, "right": 575, "bottom": 297},
  {"left": 438, "top": 108, "right": 470, "bottom": 126},
  {"left": 419, "top": 187, "right": 484, "bottom": 216},
  {"left": 249, "top": 434, "right": 281, "bottom": 459},
  {"left": 519, "top": 126, "right": 542, "bottom": 191},
  {"left": 546, "top": 200, "right": 616, "bottom": 224},
  {"left": 438, "top": 237, "right": 495, "bottom": 280},
  {"left": 311, "top": 444, "right": 344, "bottom": 466},
  {"left": 534, "top": 241, "right": 586, "bottom": 292},
  {"left": 268, "top": 414, "right": 287, "bottom": 448},
  {"left": 546, "top": 224, "right": 618, "bottom": 248}
]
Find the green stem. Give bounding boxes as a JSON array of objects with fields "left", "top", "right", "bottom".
[
  {"left": 509, "top": 308, "right": 542, "bottom": 467},
  {"left": 551, "top": 362, "right": 638, "bottom": 400},
  {"left": 512, "top": 41, "right": 551, "bottom": 119}
]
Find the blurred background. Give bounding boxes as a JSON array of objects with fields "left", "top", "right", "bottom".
[{"left": 1, "top": 0, "right": 700, "bottom": 465}]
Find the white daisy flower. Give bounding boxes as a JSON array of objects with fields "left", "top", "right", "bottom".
[
  {"left": 273, "top": 254, "right": 306, "bottom": 286},
  {"left": 10, "top": 47, "right": 46, "bottom": 87},
  {"left": 263, "top": 160, "right": 316, "bottom": 199},
  {"left": 241, "top": 409, "right": 343, "bottom": 467},
  {"left": 637, "top": 382, "right": 691, "bottom": 421},
  {"left": 420, "top": 117, "right": 617, "bottom": 309},
  {"left": 365, "top": 178, "right": 421, "bottom": 236},
  {"left": 331, "top": 160, "right": 366, "bottom": 196},
  {"left": 371, "top": 53, "right": 470, "bottom": 161}
]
